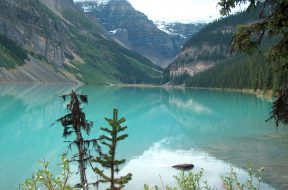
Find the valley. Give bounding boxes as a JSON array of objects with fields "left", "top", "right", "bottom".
[{"left": 1, "top": 1, "right": 288, "bottom": 190}]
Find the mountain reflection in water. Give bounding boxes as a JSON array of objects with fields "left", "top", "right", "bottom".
[{"left": 0, "top": 85, "right": 287, "bottom": 189}]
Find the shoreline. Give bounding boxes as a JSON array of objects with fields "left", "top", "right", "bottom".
[
  {"left": 0, "top": 81, "right": 276, "bottom": 101},
  {"left": 114, "top": 83, "right": 275, "bottom": 101},
  {"left": 186, "top": 87, "right": 275, "bottom": 101}
]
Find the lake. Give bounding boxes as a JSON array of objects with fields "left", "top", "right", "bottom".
[{"left": 0, "top": 84, "right": 288, "bottom": 190}]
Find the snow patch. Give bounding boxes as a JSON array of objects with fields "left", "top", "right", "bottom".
[
  {"left": 80, "top": 0, "right": 110, "bottom": 12},
  {"left": 109, "top": 28, "right": 127, "bottom": 35},
  {"left": 154, "top": 21, "right": 186, "bottom": 38}
]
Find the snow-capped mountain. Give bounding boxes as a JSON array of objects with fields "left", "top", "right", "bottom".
[
  {"left": 79, "top": 0, "right": 109, "bottom": 12},
  {"left": 75, "top": 0, "right": 205, "bottom": 66},
  {"left": 155, "top": 21, "right": 205, "bottom": 39}
]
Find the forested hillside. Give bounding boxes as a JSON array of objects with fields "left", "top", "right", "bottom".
[
  {"left": 186, "top": 53, "right": 284, "bottom": 90},
  {"left": 165, "top": 7, "right": 285, "bottom": 91},
  {"left": 165, "top": 10, "right": 259, "bottom": 82}
]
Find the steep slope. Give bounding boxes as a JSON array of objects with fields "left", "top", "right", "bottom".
[
  {"left": 0, "top": 0, "right": 73, "bottom": 83},
  {"left": 165, "top": 10, "right": 259, "bottom": 84},
  {"left": 75, "top": 0, "right": 203, "bottom": 67},
  {"left": 164, "top": 7, "right": 284, "bottom": 91},
  {"left": 0, "top": 0, "right": 161, "bottom": 84},
  {"left": 186, "top": 53, "right": 281, "bottom": 91}
]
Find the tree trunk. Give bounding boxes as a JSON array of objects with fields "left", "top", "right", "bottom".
[
  {"left": 72, "top": 93, "right": 87, "bottom": 189},
  {"left": 77, "top": 131, "right": 87, "bottom": 189},
  {"left": 110, "top": 109, "right": 118, "bottom": 189}
]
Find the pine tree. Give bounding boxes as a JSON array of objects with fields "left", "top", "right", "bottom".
[
  {"left": 54, "top": 91, "right": 101, "bottom": 189},
  {"left": 217, "top": 0, "right": 288, "bottom": 126},
  {"left": 92, "top": 108, "right": 132, "bottom": 190}
]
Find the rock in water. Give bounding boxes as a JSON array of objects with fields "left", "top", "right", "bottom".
[{"left": 172, "top": 164, "right": 194, "bottom": 171}]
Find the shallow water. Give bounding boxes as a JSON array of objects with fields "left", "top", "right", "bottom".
[{"left": 0, "top": 84, "right": 287, "bottom": 189}]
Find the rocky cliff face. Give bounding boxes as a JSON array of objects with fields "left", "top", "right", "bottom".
[
  {"left": 76, "top": 0, "right": 203, "bottom": 67},
  {"left": 0, "top": 0, "right": 161, "bottom": 84},
  {"left": 169, "top": 44, "right": 229, "bottom": 78},
  {"left": 0, "top": 0, "right": 66, "bottom": 67}
]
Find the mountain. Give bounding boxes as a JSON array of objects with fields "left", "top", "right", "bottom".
[
  {"left": 75, "top": 0, "right": 204, "bottom": 67},
  {"left": 0, "top": 0, "right": 162, "bottom": 84},
  {"left": 154, "top": 21, "right": 205, "bottom": 40},
  {"left": 185, "top": 52, "right": 282, "bottom": 91},
  {"left": 164, "top": 8, "right": 283, "bottom": 90},
  {"left": 165, "top": 11, "right": 259, "bottom": 82}
]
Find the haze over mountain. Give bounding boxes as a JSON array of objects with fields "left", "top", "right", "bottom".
[{"left": 0, "top": 0, "right": 162, "bottom": 84}]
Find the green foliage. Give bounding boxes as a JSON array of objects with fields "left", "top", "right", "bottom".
[
  {"left": 267, "top": 89, "right": 288, "bottom": 126},
  {"left": 169, "top": 2, "right": 287, "bottom": 93},
  {"left": 143, "top": 169, "right": 213, "bottom": 190},
  {"left": 165, "top": 8, "right": 261, "bottom": 86},
  {"left": 144, "top": 167, "right": 264, "bottom": 190},
  {"left": 65, "top": 26, "right": 161, "bottom": 84},
  {"left": 93, "top": 109, "right": 132, "bottom": 190},
  {"left": 61, "top": 6, "right": 162, "bottom": 85},
  {"left": 222, "top": 167, "right": 264, "bottom": 190},
  {"left": 55, "top": 91, "right": 101, "bottom": 189},
  {"left": 171, "top": 72, "right": 191, "bottom": 85},
  {"left": 217, "top": 0, "right": 288, "bottom": 126},
  {"left": 27, "top": 93, "right": 131, "bottom": 190},
  {"left": 144, "top": 184, "right": 174, "bottom": 190},
  {"left": 174, "top": 170, "right": 213, "bottom": 190},
  {"left": 0, "top": 34, "right": 28, "bottom": 68},
  {"left": 144, "top": 184, "right": 173, "bottom": 190},
  {"left": 218, "top": 0, "right": 288, "bottom": 61},
  {"left": 22, "top": 156, "right": 75, "bottom": 190},
  {"left": 186, "top": 53, "right": 280, "bottom": 90},
  {"left": 183, "top": 10, "right": 258, "bottom": 49}
]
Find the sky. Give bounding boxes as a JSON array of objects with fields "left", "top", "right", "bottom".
[
  {"left": 74, "top": 0, "right": 247, "bottom": 23},
  {"left": 128, "top": 0, "right": 222, "bottom": 23}
]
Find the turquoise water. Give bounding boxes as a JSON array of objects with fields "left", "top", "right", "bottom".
[{"left": 0, "top": 84, "right": 288, "bottom": 190}]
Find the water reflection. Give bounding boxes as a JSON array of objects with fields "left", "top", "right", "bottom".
[
  {"left": 0, "top": 84, "right": 74, "bottom": 190},
  {"left": 0, "top": 85, "right": 287, "bottom": 189},
  {"left": 163, "top": 88, "right": 288, "bottom": 189},
  {"left": 120, "top": 138, "right": 274, "bottom": 190}
]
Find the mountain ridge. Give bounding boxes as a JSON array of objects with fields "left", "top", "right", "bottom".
[
  {"left": 76, "top": 0, "right": 204, "bottom": 67},
  {"left": 0, "top": 0, "right": 162, "bottom": 84},
  {"left": 164, "top": 7, "right": 283, "bottom": 91},
  {"left": 164, "top": 10, "right": 260, "bottom": 84}
]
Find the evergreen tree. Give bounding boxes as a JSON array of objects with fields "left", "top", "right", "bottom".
[
  {"left": 92, "top": 108, "right": 132, "bottom": 190},
  {"left": 217, "top": 0, "right": 288, "bottom": 126},
  {"left": 54, "top": 91, "right": 101, "bottom": 189}
]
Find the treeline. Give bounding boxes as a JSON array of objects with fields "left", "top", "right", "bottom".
[
  {"left": 183, "top": 9, "right": 259, "bottom": 49},
  {"left": 165, "top": 7, "right": 261, "bottom": 86},
  {"left": 167, "top": 5, "right": 285, "bottom": 91},
  {"left": 186, "top": 53, "right": 284, "bottom": 91}
]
